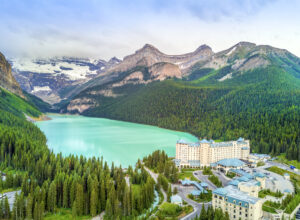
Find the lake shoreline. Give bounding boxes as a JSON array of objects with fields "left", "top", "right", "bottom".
[{"left": 36, "top": 114, "right": 198, "bottom": 168}]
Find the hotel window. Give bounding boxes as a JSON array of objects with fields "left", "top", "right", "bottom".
[
  {"left": 239, "top": 202, "right": 242, "bottom": 206},
  {"left": 245, "top": 214, "right": 248, "bottom": 217}
]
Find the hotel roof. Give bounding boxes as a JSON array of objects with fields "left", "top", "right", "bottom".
[
  {"left": 228, "top": 179, "right": 240, "bottom": 186},
  {"left": 177, "top": 138, "right": 249, "bottom": 148},
  {"left": 199, "top": 139, "right": 210, "bottom": 144},
  {"left": 177, "top": 139, "right": 188, "bottom": 144},
  {"left": 239, "top": 180, "right": 261, "bottom": 187},
  {"left": 180, "top": 179, "right": 207, "bottom": 193},
  {"left": 213, "top": 185, "right": 261, "bottom": 206},
  {"left": 237, "top": 137, "right": 245, "bottom": 142},
  {"left": 216, "top": 159, "right": 245, "bottom": 167},
  {"left": 191, "top": 190, "right": 202, "bottom": 196},
  {"left": 254, "top": 172, "right": 266, "bottom": 178},
  {"left": 237, "top": 176, "right": 250, "bottom": 182}
]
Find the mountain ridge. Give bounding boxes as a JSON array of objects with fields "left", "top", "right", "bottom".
[{"left": 61, "top": 41, "right": 300, "bottom": 161}]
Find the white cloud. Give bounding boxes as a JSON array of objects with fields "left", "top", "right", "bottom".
[{"left": 0, "top": 0, "right": 300, "bottom": 59}]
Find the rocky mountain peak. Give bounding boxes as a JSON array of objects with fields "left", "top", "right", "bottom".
[
  {"left": 0, "top": 52, "right": 24, "bottom": 98},
  {"left": 235, "top": 41, "right": 256, "bottom": 48},
  {"left": 194, "top": 44, "right": 213, "bottom": 53},
  {"left": 108, "top": 56, "right": 121, "bottom": 64},
  {"left": 133, "top": 43, "right": 162, "bottom": 56}
]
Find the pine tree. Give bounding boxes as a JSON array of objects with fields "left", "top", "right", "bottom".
[
  {"left": 100, "top": 180, "right": 106, "bottom": 211},
  {"left": 75, "top": 184, "right": 84, "bottom": 216},
  {"left": 167, "top": 185, "right": 172, "bottom": 202},
  {"left": 90, "top": 189, "right": 98, "bottom": 216},
  {"left": 200, "top": 204, "right": 207, "bottom": 220},
  {"left": 0, "top": 198, "right": 4, "bottom": 219},
  {"left": 105, "top": 198, "right": 112, "bottom": 217},
  {"left": 47, "top": 182, "right": 56, "bottom": 212},
  {"left": 72, "top": 201, "right": 77, "bottom": 218},
  {"left": 26, "top": 193, "right": 33, "bottom": 219},
  {"left": 63, "top": 179, "right": 69, "bottom": 208},
  {"left": 33, "top": 202, "right": 39, "bottom": 220},
  {"left": 4, "top": 196, "right": 10, "bottom": 219}
]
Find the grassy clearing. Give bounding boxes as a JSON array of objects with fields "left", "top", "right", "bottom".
[
  {"left": 157, "top": 202, "right": 193, "bottom": 219},
  {"left": 226, "top": 172, "right": 236, "bottom": 179},
  {"left": 262, "top": 205, "right": 277, "bottom": 214},
  {"left": 178, "top": 171, "right": 198, "bottom": 181},
  {"left": 43, "top": 208, "right": 91, "bottom": 220}
]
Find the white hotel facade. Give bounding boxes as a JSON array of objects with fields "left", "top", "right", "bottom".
[{"left": 175, "top": 138, "right": 250, "bottom": 167}]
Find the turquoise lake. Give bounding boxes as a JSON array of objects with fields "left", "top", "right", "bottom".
[{"left": 36, "top": 114, "right": 198, "bottom": 167}]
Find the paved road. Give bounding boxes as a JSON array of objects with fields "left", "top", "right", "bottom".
[
  {"left": 144, "top": 166, "right": 167, "bottom": 203},
  {"left": 212, "top": 170, "right": 231, "bottom": 187},
  {"left": 1, "top": 190, "right": 21, "bottom": 210},
  {"left": 193, "top": 171, "right": 217, "bottom": 190},
  {"left": 177, "top": 189, "right": 211, "bottom": 220}
]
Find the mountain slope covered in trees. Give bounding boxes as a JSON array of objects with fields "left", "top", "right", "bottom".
[{"left": 65, "top": 43, "right": 300, "bottom": 161}]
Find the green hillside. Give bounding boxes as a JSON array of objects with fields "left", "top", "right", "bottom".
[
  {"left": 74, "top": 64, "right": 300, "bottom": 161},
  {"left": 0, "top": 87, "right": 42, "bottom": 118}
]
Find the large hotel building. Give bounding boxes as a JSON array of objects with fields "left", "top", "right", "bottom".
[{"left": 175, "top": 138, "right": 250, "bottom": 167}]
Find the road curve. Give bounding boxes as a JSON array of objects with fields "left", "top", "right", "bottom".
[{"left": 144, "top": 166, "right": 167, "bottom": 203}]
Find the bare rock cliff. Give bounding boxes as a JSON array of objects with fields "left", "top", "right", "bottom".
[{"left": 0, "top": 52, "right": 24, "bottom": 98}]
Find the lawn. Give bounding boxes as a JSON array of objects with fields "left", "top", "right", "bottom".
[
  {"left": 262, "top": 205, "right": 277, "bottom": 214},
  {"left": 157, "top": 202, "right": 193, "bottom": 219},
  {"left": 43, "top": 208, "right": 91, "bottom": 220},
  {"left": 275, "top": 154, "right": 300, "bottom": 170},
  {"left": 226, "top": 172, "right": 236, "bottom": 179},
  {"left": 178, "top": 170, "right": 198, "bottom": 181}
]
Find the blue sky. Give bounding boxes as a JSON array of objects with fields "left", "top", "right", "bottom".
[{"left": 1, "top": 0, "right": 300, "bottom": 59}]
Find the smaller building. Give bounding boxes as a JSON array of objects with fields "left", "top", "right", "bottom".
[
  {"left": 212, "top": 185, "right": 263, "bottom": 220},
  {"left": 215, "top": 158, "right": 246, "bottom": 173},
  {"left": 171, "top": 194, "right": 182, "bottom": 206},
  {"left": 248, "top": 153, "right": 271, "bottom": 164},
  {"left": 180, "top": 179, "right": 208, "bottom": 193}
]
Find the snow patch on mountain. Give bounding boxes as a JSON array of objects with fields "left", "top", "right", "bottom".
[
  {"left": 10, "top": 58, "right": 98, "bottom": 80},
  {"left": 32, "top": 86, "right": 51, "bottom": 92}
]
